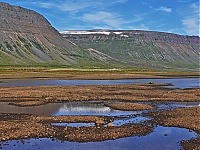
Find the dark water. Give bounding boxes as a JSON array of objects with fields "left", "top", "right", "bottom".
[
  {"left": 0, "top": 78, "right": 199, "bottom": 89},
  {"left": 0, "top": 126, "right": 197, "bottom": 150}
]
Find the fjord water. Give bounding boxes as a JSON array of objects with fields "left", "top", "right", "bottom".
[{"left": 0, "top": 78, "right": 199, "bottom": 89}]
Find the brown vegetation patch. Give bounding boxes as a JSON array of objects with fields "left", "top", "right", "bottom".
[
  {"left": 9, "top": 101, "right": 47, "bottom": 107},
  {"left": 56, "top": 123, "right": 153, "bottom": 142},
  {"left": 106, "top": 103, "right": 153, "bottom": 111},
  {"left": 34, "top": 116, "right": 110, "bottom": 124},
  {"left": 0, "top": 113, "right": 153, "bottom": 142},
  {"left": 181, "top": 138, "right": 200, "bottom": 150},
  {"left": 149, "top": 107, "right": 200, "bottom": 132},
  {"left": 0, "top": 84, "right": 199, "bottom": 107}
]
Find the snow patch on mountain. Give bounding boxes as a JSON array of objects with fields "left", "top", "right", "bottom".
[{"left": 60, "top": 30, "right": 111, "bottom": 35}]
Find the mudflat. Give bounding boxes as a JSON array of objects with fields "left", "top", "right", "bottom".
[{"left": 0, "top": 82, "right": 199, "bottom": 149}]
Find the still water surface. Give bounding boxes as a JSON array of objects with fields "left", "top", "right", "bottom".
[
  {"left": 0, "top": 101, "right": 199, "bottom": 116},
  {"left": 0, "top": 78, "right": 199, "bottom": 89}
]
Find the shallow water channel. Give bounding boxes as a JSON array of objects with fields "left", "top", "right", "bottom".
[{"left": 0, "top": 78, "right": 199, "bottom": 150}]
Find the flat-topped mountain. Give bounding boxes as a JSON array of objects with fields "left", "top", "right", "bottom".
[{"left": 61, "top": 30, "right": 200, "bottom": 70}]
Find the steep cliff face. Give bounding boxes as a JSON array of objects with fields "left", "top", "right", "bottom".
[
  {"left": 61, "top": 30, "right": 200, "bottom": 70},
  {"left": 0, "top": 2, "right": 101, "bottom": 66}
]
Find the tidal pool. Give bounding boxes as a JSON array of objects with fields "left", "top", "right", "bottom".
[
  {"left": 0, "top": 101, "right": 199, "bottom": 116},
  {"left": 0, "top": 126, "right": 197, "bottom": 150}
]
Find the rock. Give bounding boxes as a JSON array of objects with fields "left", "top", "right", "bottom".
[
  {"left": 95, "top": 119, "right": 105, "bottom": 126},
  {"left": 107, "top": 123, "right": 114, "bottom": 127},
  {"left": 45, "top": 97, "right": 54, "bottom": 101}
]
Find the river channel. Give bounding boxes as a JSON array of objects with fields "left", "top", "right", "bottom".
[{"left": 0, "top": 78, "right": 199, "bottom": 150}]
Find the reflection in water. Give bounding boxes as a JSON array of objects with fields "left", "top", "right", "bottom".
[
  {"left": 0, "top": 102, "right": 63, "bottom": 116},
  {"left": 141, "top": 102, "right": 200, "bottom": 111},
  {"left": 0, "top": 101, "right": 199, "bottom": 116},
  {"left": 112, "top": 116, "right": 151, "bottom": 126},
  {"left": 0, "top": 126, "right": 197, "bottom": 150},
  {"left": 53, "top": 101, "right": 141, "bottom": 116}
]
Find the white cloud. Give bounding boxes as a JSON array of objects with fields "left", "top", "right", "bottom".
[
  {"left": 182, "top": 17, "right": 199, "bottom": 36},
  {"left": 156, "top": 7, "right": 172, "bottom": 13},
  {"left": 82, "top": 12, "right": 127, "bottom": 28},
  {"left": 57, "top": 3, "right": 91, "bottom": 12},
  {"left": 22, "top": 2, "right": 54, "bottom": 9},
  {"left": 81, "top": 11, "right": 146, "bottom": 29},
  {"left": 181, "top": 3, "right": 199, "bottom": 36},
  {"left": 125, "top": 24, "right": 149, "bottom": 31},
  {"left": 141, "top": 2, "right": 172, "bottom": 13},
  {"left": 24, "top": 0, "right": 128, "bottom": 12}
]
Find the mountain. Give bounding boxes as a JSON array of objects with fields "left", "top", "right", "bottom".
[
  {"left": 0, "top": 2, "right": 114, "bottom": 67},
  {"left": 61, "top": 30, "right": 200, "bottom": 71},
  {"left": 0, "top": 2, "right": 199, "bottom": 71}
]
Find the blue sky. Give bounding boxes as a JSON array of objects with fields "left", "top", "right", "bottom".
[{"left": 1, "top": 0, "right": 199, "bottom": 36}]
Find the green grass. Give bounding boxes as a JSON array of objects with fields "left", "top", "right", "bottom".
[
  {"left": 65, "top": 34, "right": 199, "bottom": 71},
  {"left": 0, "top": 66, "right": 199, "bottom": 79}
]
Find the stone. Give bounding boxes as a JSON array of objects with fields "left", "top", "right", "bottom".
[
  {"left": 107, "top": 123, "right": 114, "bottom": 127},
  {"left": 95, "top": 119, "right": 105, "bottom": 125}
]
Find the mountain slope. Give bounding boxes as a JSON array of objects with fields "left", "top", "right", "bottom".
[
  {"left": 0, "top": 2, "right": 115, "bottom": 67},
  {"left": 61, "top": 30, "right": 200, "bottom": 70}
]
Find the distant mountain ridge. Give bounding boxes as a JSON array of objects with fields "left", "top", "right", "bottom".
[{"left": 61, "top": 30, "right": 200, "bottom": 70}]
